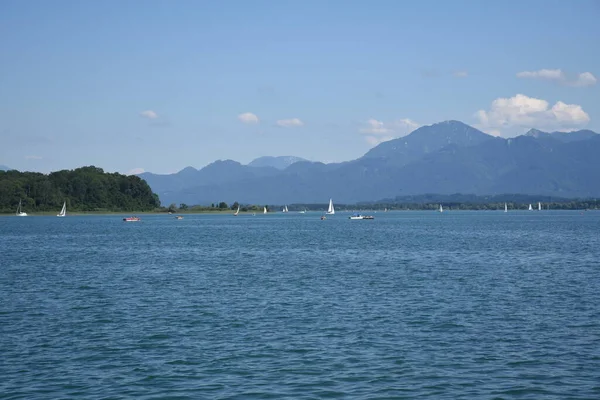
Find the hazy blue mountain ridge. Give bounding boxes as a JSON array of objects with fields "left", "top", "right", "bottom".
[{"left": 138, "top": 121, "right": 600, "bottom": 204}]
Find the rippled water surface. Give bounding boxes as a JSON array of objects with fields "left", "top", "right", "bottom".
[{"left": 1, "top": 211, "right": 600, "bottom": 399}]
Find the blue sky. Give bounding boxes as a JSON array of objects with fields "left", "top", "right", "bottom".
[{"left": 1, "top": 0, "right": 598, "bottom": 174}]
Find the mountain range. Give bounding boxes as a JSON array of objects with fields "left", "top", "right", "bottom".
[
  {"left": 139, "top": 121, "right": 600, "bottom": 205},
  {"left": 247, "top": 156, "right": 308, "bottom": 170}
]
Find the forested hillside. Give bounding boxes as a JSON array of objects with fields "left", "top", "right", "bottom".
[{"left": 0, "top": 166, "right": 160, "bottom": 213}]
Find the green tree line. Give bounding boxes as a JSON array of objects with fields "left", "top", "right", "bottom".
[{"left": 0, "top": 166, "right": 160, "bottom": 213}]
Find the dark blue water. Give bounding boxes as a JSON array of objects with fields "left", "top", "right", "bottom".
[{"left": 1, "top": 211, "right": 600, "bottom": 399}]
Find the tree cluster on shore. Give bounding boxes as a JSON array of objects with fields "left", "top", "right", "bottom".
[
  {"left": 161, "top": 201, "right": 267, "bottom": 213},
  {"left": 0, "top": 166, "right": 160, "bottom": 213}
]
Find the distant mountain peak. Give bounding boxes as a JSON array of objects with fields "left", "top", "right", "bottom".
[
  {"left": 523, "top": 128, "right": 597, "bottom": 143},
  {"left": 248, "top": 156, "right": 308, "bottom": 170},
  {"left": 362, "top": 120, "right": 492, "bottom": 162},
  {"left": 525, "top": 128, "right": 549, "bottom": 138},
  {"left": 179, "top": 166, "right": 198, "bottom": 173}
]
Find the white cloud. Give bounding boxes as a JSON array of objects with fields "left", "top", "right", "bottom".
[
  {"left": 516, "top": 69, "right": 564, "bottom": 80},
  {"left": 276, "top": 118, "right": 304, "bottom": 127},
  {"left": 571, "top": 72, "right": 597, "bottom": 87},
  {"left": 393, "top": 118, "right": 420, "bottom": 132},
  {"left": 360, "top": 119, "right": 391, "bottom": 135},
  {"left": 25, "top": 155, "right": 42, "bottom": 160},
  {"left": 359, "top": 118, "right": 421, "bottom": 145},
  {"left": 516, "top": 69, "right": 596, "bottom": 87},
  {"left": 238, "top": 112, "right": 259, "bottom": 124},
  {"left": 126, "top": 168, "right": 145, "bottom": 175},
  {"left": 453, "top": 71, "right": 468, "bottom": 78},
  {"left": 140, "top": 110, "right": 158, "bottom": 119},
  {"left": 475, "top": 94, "right": 590, "bottom": 136}
]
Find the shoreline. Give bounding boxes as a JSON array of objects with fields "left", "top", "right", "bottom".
[{"left": 0, "top": 210, "right": 259, "bottom": 216}]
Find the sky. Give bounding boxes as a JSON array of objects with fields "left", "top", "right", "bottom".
[{"left": 1, "top": 0, "right": 599, "bottom": 174}]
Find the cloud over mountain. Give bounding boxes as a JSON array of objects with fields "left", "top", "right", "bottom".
[
  {"left": 476, "top": 94, "right": 590, "bottom": 136},
  {"left": 359, "top": 118, "right": 420, "bottom": 145}
]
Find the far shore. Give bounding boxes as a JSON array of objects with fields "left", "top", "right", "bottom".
[{"left": 0, "top": 210, "right": 265, "bottom": 216}]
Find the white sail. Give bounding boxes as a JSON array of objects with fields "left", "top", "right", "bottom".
[
  {"left": 439, "top": 204, "right": 443, "bottom": 213},
  {"left": 57, "top": 201, "right": 66, "bottom": 217},
  {"left": 16, "top": 199, "right": 27, "bottom": 217},
  {"left": 528, "top": 204, "right": 533, "bottom": 211},
  {"left": 504, "top": 203, "right": 507, "bottom": 213},
  {"left": 538, "top": 202, "right": 542, "bottom": 211},
  {"left": 282, "top": 205, "right": 288, "bottom": 213},
  {"left": 285, "top": 205, "right": 288, "bottom": 213},
  {"left": 326, "top": 198, "right": 335, "bottom": 215},
  {"left": 234, "top": 206, "right": 240, "bottom": 216},
  {"left": 263, "top": 206, "right": 267, "bottom": 214}
]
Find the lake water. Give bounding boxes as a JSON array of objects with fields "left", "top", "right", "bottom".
[{"left": 1, "top": 211, "right": 599, "bottom": 399}]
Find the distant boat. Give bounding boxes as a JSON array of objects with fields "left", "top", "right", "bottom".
[
  {"left": 57, "top": 201, "right": 66, "bottom": 217},
  {"left": 234, "top": 206, "right": 240, "bottom": 216},
  {"left": 299, "top": 208, "right": 306, "bottom": 214},
  {"left": 175, "top": 215, "right": 184, "bottom": 220},
  {"left": 439, "top": 204, "right": 443, "bottom": 213},
  {"left": 263, "top": 206, "right": 267, "bottom": 214},
  {"left": 282, "top": 205, "right": 288, "bottom": 213},
  {"left": 16, "top": 199, "right": 27, "bottom": 217},
  {"left": 504, "top": 203, "right": 508, "bottom": 213},
  {"left": 538, "top": 202, "right": 542, "bottom": 211},
  {"left": 123, "top": 217, "right": 141, "bottom": 222},
  {"left": 528, "top": 204, "right": 533, "bottom": 211},
  {"left": 349, "top": 213, "right": 375, "bottom": 220},
  {"left": 326, "top": 198, "right": 335, "bottom": 215},
  {"left": 384, "top": 208, "right": 388, "bottom": 212}
]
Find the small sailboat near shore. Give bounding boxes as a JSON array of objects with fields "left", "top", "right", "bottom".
[
  {"left": 57, "top": 201, "right": 66, "bottom": 217},
  {"left": 326, "top": 199, "right": 335, "bottom": 215},
  {"left": 439, "top": 204, "right": 443, "bottom": 213},
  {"left": 234, "top": 206, "right": 240, "bottom": 216},
  {"left": 504, "top": 203, "right": 508, "bottom": 213},
  {"left": 16, "top": 199, "right": 27, "bottom": 217}
]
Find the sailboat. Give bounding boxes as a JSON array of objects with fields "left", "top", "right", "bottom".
[
  {"left": 299, "top": 208, "right": 306, "bottom": 214},
  {"left": 282, "top": 205, "right": 288, "bottom": 213},
  {"left": 326, "top": 198, "right": 335, "bottom": 215},
  {"left": 528, "top": 204, "right": 533, "bottom": 211},
  {"left": 57, "top": 201, "right": 66, "bottom": 217},
  {"left": 439, "top": 204, "right": 443, "bottom": 213},
  {"left": 16, "top": 199, "right": 27, "bottom": 217},
  {"left": 234, "top": 206, "right": 240, "bottom": 216},
  {"left": 504, "top": 203, "right": 508, "bottom": 213},
  {"left": 263, "top": 206, "right": 267, "bottom": 214},
  {"left": 538, "top": 202, "right": 542, "bottom": 211}
]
